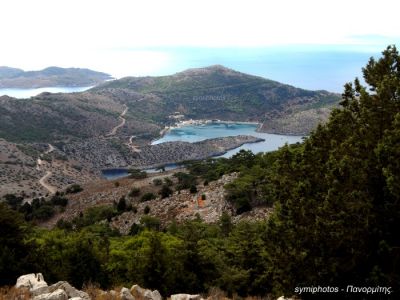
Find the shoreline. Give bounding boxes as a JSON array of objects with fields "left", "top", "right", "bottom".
[{"left": 153, "top": 119, "right": 262, "bottom": 144}]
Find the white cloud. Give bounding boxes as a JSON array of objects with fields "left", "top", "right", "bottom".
[{"left": 0, "top": 0, "right": 399, "bottom": 76}]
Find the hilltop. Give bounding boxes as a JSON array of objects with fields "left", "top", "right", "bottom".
[
  {"left": 0, "top": 66, "right": 112, "bottom": 88},
  {"left": 94, "top": 65, "right": 339, "bottom": 134}
]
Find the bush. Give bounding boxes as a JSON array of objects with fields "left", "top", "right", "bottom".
[
  {"left": 3, "top": 194, "right": 23, "bottom": 209},
  {"left": 65, "top": 184, "right": 83, "bottom": 194},
  {"left": 190, "top": 185, "right": 198, "bottom": 194},
  {"left": 128, "top": 169, "right": 147, "bottom": 179},
  {"left": 153, "top": 178, "right": 163, "bottom": 186},
  {"left": 30, "top": 204, "right": 55, "bottom": 220},
  {"left": 72, "top": 205, "right": 117, "bottom": 228},
  {"left": 164, "top": 177, "right": 173, "bottom": 186},
  {"left": 117, "top": 197, "right": 127, "bottom": 212},
  {"left": 174, "top": 172, "right": 196, "bottom": 190},
  {"left": 128, "top": 187, "right": 141, "bottom": 197},
  {"left": 159, "top": 185, "right": 173, "bottom": 199},
  {"left": 140, "top": 215, "right": 161, "bottom": 231},
  {"left": 144, "top": 205, "right": 150, "bottom": 214},
  {"left": 50, "top": 195, "right": 68, "bottom": 207},
  {"left": 141, "top": 193, "right": 156, "bottom": 202}
]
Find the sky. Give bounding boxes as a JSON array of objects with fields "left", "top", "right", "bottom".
[{"left": 0, "top": 0, "right": 399, "bottom": 80}]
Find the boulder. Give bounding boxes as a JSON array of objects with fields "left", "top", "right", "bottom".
[
  {"left": 170, "top": 294, "right": 202, "bottom": 300},
  {"left": 130, "top": 284, "right": 161, "bottom": 300},
  {"left": 120, "top": 287, "right": 135, "bottom": 300},
  {"left": 33, "top": 289, "right": 68, "bottom": 300},
  {"left": 48, "top": 281, "right": 90, "bottom": 300},
  {"left": 16, "top": 273, "right": 49, "bottom": 296},
  {"left": 149, "top": 290, "right": 162, "bottom": 300}
]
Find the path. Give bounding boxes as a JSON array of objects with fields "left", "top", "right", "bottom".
[
  {"left": 127, "top": 135, "right": 141, "bottom": 152},
  {"left": 107, "top": 105, "right": 128, "bottom": 136},
  {"left": 45, "top": 143, "right": 55, "bottom": 154},
  {"left": 39, "top": 171, "right": 57, "bottom": 194},
  {"left": 37, "top": 144, "right": 57, "bottom": 195}
]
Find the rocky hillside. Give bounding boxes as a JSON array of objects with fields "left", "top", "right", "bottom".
[
  {"left": 0, "top": 65, "right": 338, "bottom": 144},
  {"left": 0, "top": 65, "right": 337, "bottom": 197},
  {"left": 0, "top": 66, "right": 112, "bottom": 88}
]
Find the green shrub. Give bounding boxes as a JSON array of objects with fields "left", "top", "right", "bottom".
[{"left": 141, "top": 193, "right": 156, "bottom": 202}]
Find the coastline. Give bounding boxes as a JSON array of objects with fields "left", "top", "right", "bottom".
[{"left": 154, "top": 119, "right": 262, "bottom": 143}]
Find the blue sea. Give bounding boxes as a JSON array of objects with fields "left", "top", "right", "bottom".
[
  {"left": 0, "top": 86, "right": 92, "bottom": 98},
  {"left": 152, "top": 122, "right": 304, "bottom": 157},
  {"left": 142, "top": 46, "right": 383, "bottom": 93}
]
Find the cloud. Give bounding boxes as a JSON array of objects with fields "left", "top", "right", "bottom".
[{"left": 0, "top": 0, "right": 399, "bottom": 75}]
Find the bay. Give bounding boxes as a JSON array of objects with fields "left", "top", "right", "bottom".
[
  {"left": 103, "top": 122, "right": 303, "bottom": 180},
  {"left": 152, "top": 122, "right": 304, "bottom": 157}
]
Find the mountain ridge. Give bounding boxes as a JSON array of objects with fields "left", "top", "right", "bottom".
[{"left": 0, "top": 66, "right": 112, "bottom": 88}]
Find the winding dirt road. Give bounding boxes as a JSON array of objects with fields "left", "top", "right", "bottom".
[
  {"left": 127, "top": 135, "right": 141, "bottom": 152},
  {"left": 39, "top": 171, "right": 57, "bottom": 194},
  {"left": 107, "top": 105, "right": 128, "bottom": 136},
  {"left": 37, "top": 144, "right": 57, "bottom": 194}
]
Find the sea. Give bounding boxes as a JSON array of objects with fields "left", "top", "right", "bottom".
[
  {"left": 140, "top": 46, "right": 382, "bottom": 93},
  {"left": 0, "top": 86, "right": 92, "bottom": 98}
]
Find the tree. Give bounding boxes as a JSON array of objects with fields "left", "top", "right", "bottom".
[
  {"left": 219, "top": 212, "right": 232, "bottom": 237},
  {"left": 117, "top": 197, "right": 127, "bottom": 212},
  {"left": 261, "top": 45, "right": 400, "bottom": 296},
  {"left": 0, "top": 203, "right": 33, "bottom": 285}
]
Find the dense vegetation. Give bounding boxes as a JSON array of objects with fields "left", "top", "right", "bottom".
[{"left": 1, "top": 46, "right": 399, "bottom": 298}]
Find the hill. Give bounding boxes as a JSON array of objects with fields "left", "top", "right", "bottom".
[
  {"left": 93, "top": 65, "right": 339, "bottom": 134},
  {"left": 0, "top": 65, "right": 338, "bottom": 197},
  {"left": 0, "top": 66, "right": 112, "bottom": 88}
]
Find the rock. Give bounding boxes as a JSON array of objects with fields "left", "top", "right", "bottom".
[
  {"left": 16, "top": 273, "right": 49, "bottom": 296},
  {"left": 170, "top": 294, "right": 202, "bottom": 300},
  {"left": 33, "top": 289, "right": 68, "bottom": 300},
  {"left": 120, "top": 287, "right": 135, "bottom": 300},
  {"left": 110, "top": 290, "right": 118, "bottom": 297},
  {"left": 48, "top": 281, "right": 90, "bottom": 300},
  {"left": 130, "top": 284, "right": 161, "bottom": 300},
  {"left": 150, "top": 290, "right": 162, "bottom": 300}
]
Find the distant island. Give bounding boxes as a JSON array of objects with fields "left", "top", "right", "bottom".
[{"left": 0, "top": 66, "right": 113, "bottom": 88}]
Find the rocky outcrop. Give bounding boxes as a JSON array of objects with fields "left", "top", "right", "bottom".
[
  {"left": 34, "top": 289, "right": 68, "bottom": 300},
  {"left": 130, "top": 284, "right": 162, "bottom": 300},
  {"left": 15, "top": 274, "right": 89, "bottom": 300},
  {"left": 16, "top": 273, "right": 48, "bottom": 296}
]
